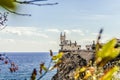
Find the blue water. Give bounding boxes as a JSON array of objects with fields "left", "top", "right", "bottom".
[{"left": 0, "top": 52, "right": 57, "bottom": 80}]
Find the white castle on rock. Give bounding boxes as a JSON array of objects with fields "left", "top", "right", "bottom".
[
  {"left": 59, "top": 32, "right": 96, "bottom": 52},
  {"left": 59, "top": 32, "right": 81, "bottom": 52}
]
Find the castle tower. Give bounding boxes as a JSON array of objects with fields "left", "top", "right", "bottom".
[
  {"left": 60, "top": 32, "right": 66, "bottom": 43},
  {"left": 63, "top": 32, "right": 66, "bottom": 41},
  {"left": 70, "top": 40, "right": 71, "bottom": 46},
  {"left": 75, "top": 41, "right": 77, "bottom": 46},
  {"left": 60, "top": 32, "right": 66, "bottom": 51}
]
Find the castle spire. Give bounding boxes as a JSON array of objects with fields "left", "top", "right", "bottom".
[
  {"left": 64, "top": 32, "right": 66, "bottom": 37},
  {"left": 75, "top": 41, "right": 77, "bottom": 46},
  {"left": 92, "top": 40, "right": 95, "bottom": 50},
  {"left": 60, "top": 32, "right": 62, "bottom": 37},
  {"left": 70, "top": 40, "right": 71, "bottom": 46}
]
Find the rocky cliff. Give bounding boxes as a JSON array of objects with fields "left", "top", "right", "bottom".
[
  {"left": 52, "top": 51, "right": 93, "bottom": 80},
  {"left": 51, "top": 50, "right": 120, "bottom": 80}
]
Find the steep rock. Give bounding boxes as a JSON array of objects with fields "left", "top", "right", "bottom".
[{"left": 52, "top": 52, "right": 88, "bottom": 80}]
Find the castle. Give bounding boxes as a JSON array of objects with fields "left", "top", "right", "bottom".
[
  {"left": 59, "top": 32, "right": 96, "bottom": 52},
  {"left": 59, "top": 32, "right": 120, "bottom": 53},
  {"left": 59, "top": 32, "right": 81, "bottom": 52}
]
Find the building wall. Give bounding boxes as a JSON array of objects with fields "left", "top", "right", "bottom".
[{"left": 62, "top": 44, "right": 81, "bottom": 51}]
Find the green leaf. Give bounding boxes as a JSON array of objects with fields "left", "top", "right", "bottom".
[{"left": 0, "top": 0, "right": 16, "bottom": 10}]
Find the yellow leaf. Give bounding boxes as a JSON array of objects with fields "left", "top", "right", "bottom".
[
  {"left": 52, "top": 52, "right": 63, "bottom": 60},
  {"left": 79, "top": 67, "right": 86, "bottom": 73},
  {"left": 52, "top": 55, "right": 57, "bottom": 60},
  {"left": 49, "top": 60, "right": 62, "bottom": 71},
  {"left": 40, "top": 63, "right": 47, "bottom": 72},
  {"left": 99, "top": 66, "right": 119, "bottom": 80},
  {"left": 0, "top": 0, "right": 16, "bottom": 10},
  {"left": 74, "top": 67, "right": 81, "bottom": 80},
  {"left": 96, "top": 38, "right": 120, "bottom": 66},
  {"left": 84, "top": 70, "right": 92, "bottom": 79},
  {"left": 96, "top": 38, "right": 117, "bottom": 58},
  {"left": 42, "top": 65, "right": 47, "bottom": 71},
  {"left": 74, "top": 72, "right": 79, "bottom": 80},
  {"left": 110, "top": 48, "right": 120, "bottom": 59}
]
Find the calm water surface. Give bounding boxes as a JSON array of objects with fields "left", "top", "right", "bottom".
[{"left": 0, "top": 52, "right": 57, "bottom": 80}]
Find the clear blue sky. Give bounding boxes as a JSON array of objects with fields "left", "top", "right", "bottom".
[{"left": 0, "top": 0, "right": 120, "bottom": 52}]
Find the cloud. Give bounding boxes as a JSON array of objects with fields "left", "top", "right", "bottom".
[
  {"left": 49, "top": 41, "right": 57, "bottom": 44},
  {"left": 91, "top": 32, "right": 98, "bottom": 36},
  {"left": 85, "top": 30, "right": 89, "bottom": 33},
  {"left": 1, "top": 27, "right": 48, "bottom": 38},
  {"left": 63, "top": 30, "right": 71, "bottom": 34},
  {"left": 0, "top": 38, "right": 15, "bottom": 43},
  {"left": 46, "top": 29, "right": 60, "bottom": 33},
  {"left": 76, "top": 14, "right": 111, "bottom": 20},
  {"left": 72, "top": 29, "right": 85, "bottom": 36},
  {"left": 72, "top": 29, "right": 82, "bottom": 33},
  {"left": 0, "top": 27, "right": 112, "bottom": 51}
]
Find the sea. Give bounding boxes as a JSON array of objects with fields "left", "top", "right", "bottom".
[{"left": 0, "top": 52, "right": 57, "bottom": 80}]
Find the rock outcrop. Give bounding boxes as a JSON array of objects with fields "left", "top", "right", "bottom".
[
  {"left": 52, "top": 50, "right": 120, "bottom": 80},
  {"left": 52, "top": 51, "right": 93, "bottom": 80}
]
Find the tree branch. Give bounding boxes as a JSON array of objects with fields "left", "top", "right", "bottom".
[
  {"left": 14, "top": 0, "right": 48, "bottom": 3},
  {"left": 14, "top": 0, "right": 58, "bottom": 6},
  {"left": 3, "top": 0, "right": 58, "bottom": 16},
  {"left": 37, "top": 59, "right": 52, "bottom": 80}
]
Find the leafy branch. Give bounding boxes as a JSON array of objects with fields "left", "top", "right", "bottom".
[
  {"left": 0, "top": 0, "right": 58, "bottom": 16},
  {"left": 0, "top": 12, "right": 8, "bottom": 30},
  {"left": 30, "top": 50, "right": 63, "bottom": 80}
]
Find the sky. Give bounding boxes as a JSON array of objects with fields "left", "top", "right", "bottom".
[{"left": 0, "top": 0, "right": 120, "bottom": 52}]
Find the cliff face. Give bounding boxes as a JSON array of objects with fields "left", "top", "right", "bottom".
[
  {"left": 52, "top": 51, "right": 92, "bottom": 80},
  {"left": 52, "top": 51, "right": 120, "bottom": 80}
]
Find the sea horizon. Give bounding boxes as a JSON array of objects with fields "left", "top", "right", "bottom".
[{"left": 0, "top": 52, "right": 58, "bottom": 53}]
